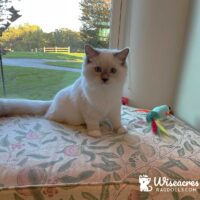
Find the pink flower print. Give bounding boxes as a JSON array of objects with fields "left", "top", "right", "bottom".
[
  {"left": 42, "top": 187, "right": 58, "bottom": 198},
  {"left": 11, "top": 143, "right": 25, "bottom": 150},
  {"left": 26, "top": 130, "right": 40, "bottom": 140},
  {"left": 64, "top": 145, "right": 81, "bottom": 157},
  {"left": 42, "top": 178, "right": 59, "bottom": 197},
  {"left": 128, "top": 189, "right": 140, "bottom": 200}
]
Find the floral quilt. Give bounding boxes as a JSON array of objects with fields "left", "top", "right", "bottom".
[{"left": 0, "top": 106, "right": 200, "bottom": 200}]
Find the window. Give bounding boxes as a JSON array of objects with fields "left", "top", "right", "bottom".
[{"left": 0, "top": 0, "right": 113, "bottom": 100}]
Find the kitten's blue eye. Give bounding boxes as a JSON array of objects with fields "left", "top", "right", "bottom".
[
  {"left": 95, "top": 66, "right": 102, "bottom": 72},
  {"left": 110, "top": 68, "right": 117, "bottom": 73}
]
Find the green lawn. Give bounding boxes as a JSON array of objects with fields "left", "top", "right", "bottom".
[
  {"left": 0, "top": 66, "right": 80, "bottom": 100},
  {"left": 4, "top": 51, "right": 85, "bottom": 61},
  {"left": 1, "top": 51, "right": 82, "bottom": 99},
  {"left": 45, "top": 61, "right": 82, "bottom": 69}
]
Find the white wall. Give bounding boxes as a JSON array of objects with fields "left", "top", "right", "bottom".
[
  {"left": 123, "top": 0, "right": 190, "bottom": 109},
  {"left": 174, "top": 0, "right": 200, "bottom": 131}
]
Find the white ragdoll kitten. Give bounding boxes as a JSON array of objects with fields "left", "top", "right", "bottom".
[{"left": 0, "top": 45, "right": 129, "bottom": 137}]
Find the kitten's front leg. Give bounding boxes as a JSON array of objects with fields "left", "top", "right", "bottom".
[
  {"left": 109, "top": 107, "right": 127, "bottom": 134},
  {"left": 88, "top": 130, "right": 101, "bottom": 137},
  {"left": 83, "top": 113, "right": 102, "bottom": 138},
  {"left": 86, "top": 121, "right": 101, "bottom": 137}
]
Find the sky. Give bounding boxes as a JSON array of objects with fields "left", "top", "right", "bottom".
[{"left": 11, "top": 0, "right": 82, "bottom": 32}]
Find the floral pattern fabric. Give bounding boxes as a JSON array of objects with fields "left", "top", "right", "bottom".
[{"left": 0, "top": 106, "right": 200, "bottom": 200}]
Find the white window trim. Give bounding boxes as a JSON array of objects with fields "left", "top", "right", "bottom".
[{"left": 109, "top": 0, "right": 128, "bottom": 49}]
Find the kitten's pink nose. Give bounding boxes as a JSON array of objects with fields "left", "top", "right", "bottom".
[{"left": 102, "top": 78, "right": 109, "bottom": 83}]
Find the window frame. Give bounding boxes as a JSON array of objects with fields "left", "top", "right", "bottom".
[{"left": 109, "top": 0, "right": 128, "bottom": 49}]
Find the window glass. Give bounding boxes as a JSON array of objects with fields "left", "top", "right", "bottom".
[{"left": 0, "top": 0, "right": 112, "bottom": 100}]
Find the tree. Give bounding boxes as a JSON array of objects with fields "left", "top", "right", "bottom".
[
  {"left": 46, "top": 28, "right": 84, "bottom": 52},
  {"left": 0, "top": 0, "right": 21, "bottom": 36},
  {"left": 79, "top": 0, "right": 111, "bottom": 48},
  {"left": 0, "top": 24, "right": 84, "bottom": 52},
  {"left": 0, "top": 24, "right": 44, "bottom": 50}
]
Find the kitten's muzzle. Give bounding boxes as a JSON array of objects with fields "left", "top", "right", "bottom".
[{"left": 101, "top": 73, "right": 109, "bottom": 83}]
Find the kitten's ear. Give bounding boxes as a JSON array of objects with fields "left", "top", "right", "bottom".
[
  {"left": 85, "top": 44, "right": 99, "bottom": 58},
  {"left": 114, "top": 48, "right": 129, "bottom": 64}
]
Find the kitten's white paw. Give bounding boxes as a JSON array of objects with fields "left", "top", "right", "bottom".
[
  {"left": 88, "top": 130, "right": 102, "bottom": 138},
  {"left": 116, "top": 126, "right": 127, "bottom": 134}
]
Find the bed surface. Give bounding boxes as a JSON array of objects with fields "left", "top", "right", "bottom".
[{"left": 0, "top": 106, "right": 200, "bottom": 200}]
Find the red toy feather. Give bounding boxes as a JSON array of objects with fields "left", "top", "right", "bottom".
[{"left": 151, "top": 120, "right": 157, "bottom": 134}]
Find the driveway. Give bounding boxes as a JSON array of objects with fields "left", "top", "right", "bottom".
[{"left": 2, "top": 58, "right": 81, "bottom": 73}]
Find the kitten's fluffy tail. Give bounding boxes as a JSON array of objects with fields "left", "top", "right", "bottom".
[{"left": 0, "top": 99, "right": 51, "bottom": 116}]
